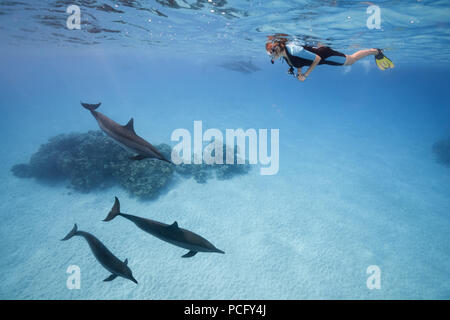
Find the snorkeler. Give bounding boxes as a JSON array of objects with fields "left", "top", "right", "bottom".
[{"left": 266, "top": 37, "right": 394, "bottom": 81}]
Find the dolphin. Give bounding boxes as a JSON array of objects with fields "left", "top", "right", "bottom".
[
  {"left": 81, "top": 102, "right": 171, "bottom": 163},
  {"left": 61, "top": 224, "right": 138, "bottom": 284},
  {"left": 103, "top": 197, "right": 225, "bottom": 258}
]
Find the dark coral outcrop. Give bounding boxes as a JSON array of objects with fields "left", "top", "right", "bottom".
[
  {"left": 174, "top": 143, "right": 250, "bottom": 183},
  {"left": 11, "top": 131, "right": 174, "bottom": 198},
  {"left": 11, "top": 131, "right": 250, "bottom": 199}
]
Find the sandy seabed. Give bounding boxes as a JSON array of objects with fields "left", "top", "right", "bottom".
[{"left": 1, "top": 126, "right": 449, "bottom": 299}]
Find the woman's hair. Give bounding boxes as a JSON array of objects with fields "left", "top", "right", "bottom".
[{"left": 265, "top": 36, "right": 288, "bottom": 54}]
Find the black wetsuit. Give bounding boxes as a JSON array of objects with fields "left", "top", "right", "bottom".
[{"left": 284, "top": 44, "right": 347, "bottom": 69}]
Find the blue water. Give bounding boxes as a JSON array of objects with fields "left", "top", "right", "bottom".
[{"left": 0, "top": 1, "right": 449, "bottom": 299}]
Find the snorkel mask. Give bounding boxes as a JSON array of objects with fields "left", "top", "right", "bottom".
[
  {"left": 266, "top": 34, "right": 291, "bottom": 65},
  {"left": 266, "top": 43, "right": 279, "bottom": 64},
  {"left": 268, "top": 47, "right": 277, "bottom": 64}
]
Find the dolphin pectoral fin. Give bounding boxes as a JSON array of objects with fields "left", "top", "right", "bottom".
[
  {"left": 160, "top": 156, "right": 174, "bottom": 165},
  {"left": 130, "top": 155, "right": 147, "bottom": 160},
  {"left": 182, "top": 250, "right": 198, "bottom": 258},
  {"left": 103, "top": 274, "right": 118, "bottom": 282}
]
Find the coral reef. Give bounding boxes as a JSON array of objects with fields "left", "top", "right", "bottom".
[
  {"left": 174, "top": 144, "right": 251, "bottom": 183},
  {"left": 11, "top": 131, "right": 251, "bottom": 199},
  {"left": 10, "top": 164, "right": 32, "bottom": 178},
  {"left": 432, "top": 138, "right": 450, "bottom": 167},
  {"left": 112, "top": 159, "right": 174, "bottom": 200},
  {"left": 11, "top": 131, "right": 174, "bottom": 198}
]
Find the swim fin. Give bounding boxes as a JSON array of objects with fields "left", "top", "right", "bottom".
[{"left": 375, "top": 49, "right": 394, "bottom": 70}]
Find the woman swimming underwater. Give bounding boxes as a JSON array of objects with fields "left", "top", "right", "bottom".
[{"left": 266, "top": 37, "right": 394, "bottom": 82}]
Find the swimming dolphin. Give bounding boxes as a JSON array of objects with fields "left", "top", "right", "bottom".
[
  {"left": 61, "top": 224, "right": 138, "bottom": 284},
  {"left": 103, "top": 197, "right": 225, "bottom": 258},
  {"left": 81, "top": 102, "right": 171, "bottom": 163}
]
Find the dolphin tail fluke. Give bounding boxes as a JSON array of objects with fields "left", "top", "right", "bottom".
[
  {"left": 81, "top": 102, "right": 101, "bottom": 111},
  {"left": 61, "top": 224, "right": 78, "bottom": 241},
  {"left": 103, "top": 197, "right": 121, "bottom": 222}
]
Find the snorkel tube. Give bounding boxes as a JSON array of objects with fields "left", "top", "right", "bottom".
[{"left": 266, "top": 42, "right": 276, "bottom": 64}]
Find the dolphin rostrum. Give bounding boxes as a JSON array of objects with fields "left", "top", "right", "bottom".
[
  {"left": 104, "top": 197, "right": 225, "bottom": 258},
  {"left": 61, "top": 224, "right": 138, "bottom": 284},
  {"left": 81, "top": 102, "right": 171, "bottom": 163}
]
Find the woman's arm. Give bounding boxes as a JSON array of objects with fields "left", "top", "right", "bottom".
[{"left": 298, "top": 55, "right": 321, "bottom": 81}]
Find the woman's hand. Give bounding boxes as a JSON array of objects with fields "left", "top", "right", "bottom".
[
  {"left": 299, "top": 55, "right": 320, "bottom": 81},
  {"left": 297, "top": 73, "right": 306, "bottom": 82}
]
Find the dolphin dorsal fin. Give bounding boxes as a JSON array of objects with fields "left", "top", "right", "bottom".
[
  {"left": 168, "top": 221, "right": 180, "bottom": 231},
  {"left": 124, "top": 258, "right": 128, "bottom": 265},
  {"left": 123, "top": 118, "right": 136, "bottom": 134}
]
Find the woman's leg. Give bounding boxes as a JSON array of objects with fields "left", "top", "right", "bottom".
[{"left": 344, "top": 48, "right": 378, "bottom": 66}]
